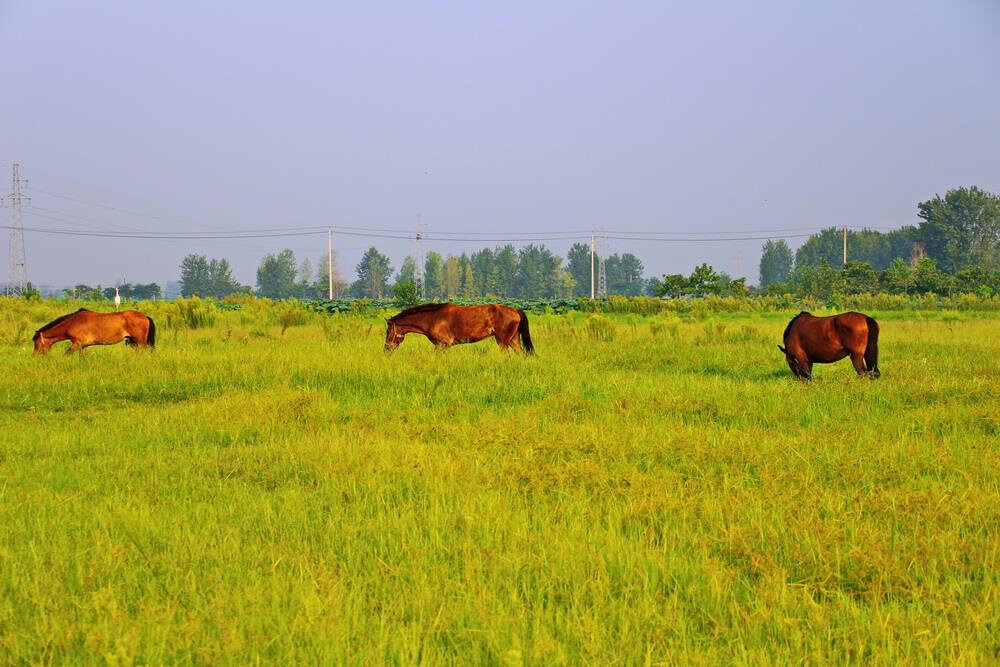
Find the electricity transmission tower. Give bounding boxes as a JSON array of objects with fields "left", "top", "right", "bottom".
[{"left": 4, "top": 163, "right": 28, "bottom": 296}]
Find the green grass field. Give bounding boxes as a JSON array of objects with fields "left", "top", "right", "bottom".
[{"left": 1, "top": 300, "right": 998, "bottom": 663}]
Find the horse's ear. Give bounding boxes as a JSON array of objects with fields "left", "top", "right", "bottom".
[{"left": 777, "top": 344, "right": 786, "bottom": 354}]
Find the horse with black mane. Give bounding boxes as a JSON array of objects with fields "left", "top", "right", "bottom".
[
  {"left": 778, "top": 311, "right": 879, "bottom": 379},
  {"left": 33, "top": 308, "right": 156, "bottom": 355},
  {"left": 385, "top": 303, "right": 534, "bottom": 354}
]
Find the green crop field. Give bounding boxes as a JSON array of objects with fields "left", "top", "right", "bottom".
[{"left": 1, "top": 298, "right": 998, "bottom": 664}]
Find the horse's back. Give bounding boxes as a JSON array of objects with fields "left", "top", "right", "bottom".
[{"left": 788, "top": 311, "right": 873, "bottom": 359}]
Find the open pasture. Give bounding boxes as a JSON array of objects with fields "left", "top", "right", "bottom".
[{"left": 1, "top": 300, "right": 998, "bottom": 663}]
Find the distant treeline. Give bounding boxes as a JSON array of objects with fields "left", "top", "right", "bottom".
[
  {"left": 758, "top": 186, "right": 1000, "bottom": 294},
  {"left": 61, "top": 283, "right": 163, "bottom": 301},
  {"left": 172, "top": 243, "right": 649, "bottom": 301},
  {"left": 41, "top": 185, "right": 1000, "bottom": 303}
]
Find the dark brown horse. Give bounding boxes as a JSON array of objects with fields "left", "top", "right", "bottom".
[
  {"left": 33, "top": 308, "right": 156, "bottom": 354},
  {"left": 778, "top": 311, "right": 879, "bottom": 379},
  {"left": 385, "top": 303, "right": 534, "bottom": 354}
]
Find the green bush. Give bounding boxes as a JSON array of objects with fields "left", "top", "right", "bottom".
[{"left": 174, "top": 297, "right": 217, "bottom": 329}]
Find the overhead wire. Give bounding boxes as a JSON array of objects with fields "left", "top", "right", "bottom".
[{"left": 12, "top": 185, "right": 906, "bottom": 244}]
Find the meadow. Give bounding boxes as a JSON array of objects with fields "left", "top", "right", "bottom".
[{"left": 1, "top": 298, "right": 998, "bottom": 664}]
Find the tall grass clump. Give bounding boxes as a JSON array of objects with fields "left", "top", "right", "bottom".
[{"left": 173, "top": 296, "right": 217, "bottom": 329}]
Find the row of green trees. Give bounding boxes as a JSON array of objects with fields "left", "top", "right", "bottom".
[
  {"left": 782, "top": 258, "right": 999, "bottom": 299},
  {"left": 647, "top": 264, "right": 748, "bottom": 298},
  {"left": 62, "top": 283, "right": 162, "bottom": 301},
  {"left": 174, "top": 244, "right": 648, "bottom": 300},
  {"left": 375, "top": 243, "right": 645, "bottom": 300},
  {"left": 761, "top": 186, "right": 1000, "bottom": 287},
  {"left": 67, "top": 185, "right": 997, "bottom": 302}
]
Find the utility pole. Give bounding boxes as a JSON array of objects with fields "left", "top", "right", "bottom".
[
  {"left": 590, "top": 232, "right": 595, "bottom": 299},
  {"left": 843, "top": 227, "right": 848, "bottom": 265},
  {"left": 597, "top": 234, "right": 608, "bottom": 299},
  {"left": 414, "top": 214, "right": 425, "bottom": 298},
  {"left": 327, "top": 227, "right": 334, "bottom": 299},
  {"left": 4, "top": 163, "right": 28, "bottom": 297}
]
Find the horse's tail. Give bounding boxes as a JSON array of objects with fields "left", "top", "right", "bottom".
[
  {"left": 864, "top": 315, "right": 879, "bottom": 377},
  {"left": 146, "top": 316, "right": 156, "bottom": 348},
  {"left": 517, "top": 309, "right": 535, "bottom": 355}
]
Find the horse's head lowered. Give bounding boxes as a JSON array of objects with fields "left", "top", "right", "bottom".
[
  {"left": 776, "top": 343, "right": 806, "bottom": 377},
  {"left": 32, "top": 329, "right": 52, "bottom": 355},
  {"left": 384, "top": 319, "right": 404, "bottom": 352}
]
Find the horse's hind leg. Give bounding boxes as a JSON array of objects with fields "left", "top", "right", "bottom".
[
  {"left": 850, "top": 352, "right": 868, "bottom": 377},
  {"left": 496, "top": 322, "right": 520, "bottom": 352}
]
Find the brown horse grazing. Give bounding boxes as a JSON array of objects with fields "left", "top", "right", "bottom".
[
  {"left": 33, "top": 308, "right": 156, "bottom": 355},
  {"left": 778, "top": 311, "right": 879, "bottom": 379},
  {"left": 385, "top": 303, "right": 534, "bottom": 354}
]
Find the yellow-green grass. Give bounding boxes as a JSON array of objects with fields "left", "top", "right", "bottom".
[{"left": 1, "top": 301, "right": 998, "bottom": 663}]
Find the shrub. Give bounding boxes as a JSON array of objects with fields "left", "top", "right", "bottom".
[{"left": 174, "top": 297, "right": 217, "bottom": 329}]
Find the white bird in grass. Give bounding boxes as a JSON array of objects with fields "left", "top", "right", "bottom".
[{"left": 114, "top": 287, "right": 121, "bottom": 311}]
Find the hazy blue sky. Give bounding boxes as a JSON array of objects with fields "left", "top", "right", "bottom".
[{"left": 2, "top": 1, "right": 998, "bottom": 288}]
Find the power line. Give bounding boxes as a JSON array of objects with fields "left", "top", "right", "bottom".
[
  {"left": 26, "top": 186, "right": 231, "bottom": 231},
  {"left": 13, "top": 186, "right": 909, "bottom": 246},
  {"left": 8, "top": 219, "right": 830, "bottom": 243},
  {"left": 4, "top": 220, "right": 832, "bottom": 244},
  {"left": 23, "top": 185, "right": 903, "bottom": 237}
]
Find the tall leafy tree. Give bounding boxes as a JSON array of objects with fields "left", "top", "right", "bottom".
[
  {"left": 208, "top": 258, "right": 241, "bottom": 297},
  {"left": 793, "top": 260, "right": 842, "bottom": 300},
  {"left": 554, "top": 267, "right": 576, "bottom": 298},
  {"left": 461, "top": 263, "right": 476, "bottom": 298},
  {"left": 759, "top": 240, "right": 793, "bottom": 287},
  {"left": 350, "top": 247, "right": 393, "bottom": 298},
  {"left": 397, "top": 256, "right": 417, "bottom": 285},
  {"left": 881, "top": 257, "right": 913, "bottom": 294},
  {"left": 918, "top": 186, "right": 1000, "bottom": 272},
  {"left": 653, "top": 274, "right": 688, "bottom": 298},
  {"left": 256, "top": 249, "right": 298, "bottom": 299},
  {"left": 911, "top": 257, "right": 949, "bottom": 293},
  {"left": 493, "top": 245, "right": 518, "bottom": 297},
  {"left": 470, "top": 248, "right": 495, "bottom": 296},
  {"left": 566, "top": 242, "right": 592, "bottom": 297},
  {"left": 840, "top": 260, "right": 880, "bottom": 294},
  {"left": 423, "top": 252, "right": 445, "bottom": 299},
  {"left": 516, "top": 245, "right": 559, "bottom": 298},
  {"left": 606, "top": 253, "right": 645, "bottom": 296},
  {"left": 686, "top": 263, "right": 720, "bottom": 297},
  {"left": 444, "top": 256, "right": 462, "bottom": 298},
  {"left": 794, "top": 228, "right": 845, "bottom": 268},
  {"left": 179, "top": 254, "right": 211, "bottom": 296}
]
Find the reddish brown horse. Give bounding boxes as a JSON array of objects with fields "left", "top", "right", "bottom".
[
  {"left": 33, "top": 308, "right": 156, "bottom": 354},
  {"left": 385, "top": 303, "right": 534, "bottom": 354},
  {"left": 778, "top": 311, "right": 879, "bottom": 379}
]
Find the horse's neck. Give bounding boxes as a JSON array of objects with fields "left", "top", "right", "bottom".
[
  {"left": 396, "top": 316, "right": 438, "bottom": 334},
  {"left": 40, "top": 323, "right": 70, "bottom": 341},
  {"left": 395, "top": 319, "right": 424, "bottom": 333},
  {"left": 44, "top": 313, "right": 90, "bottom": 338}
]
